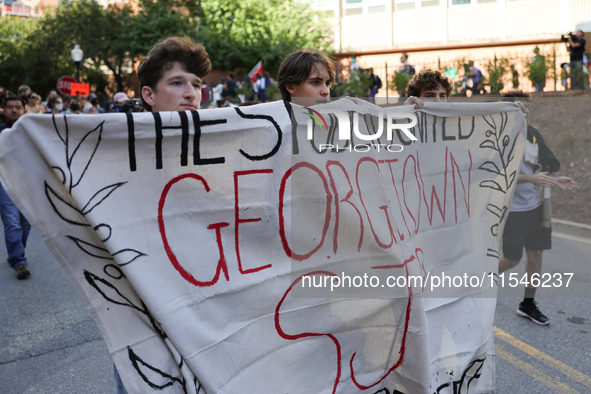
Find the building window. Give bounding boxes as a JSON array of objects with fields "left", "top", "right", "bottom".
[
  {"left": 395, "top": 0, "right": 440, "bottom": 11},
  {"left": 451, "top": 0, "right": 496, "bottom": 5},
  {"left": 343, "top": 0, "right": 387, "bottom": 16}
]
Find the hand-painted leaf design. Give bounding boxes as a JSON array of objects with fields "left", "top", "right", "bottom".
[
  {"left": 128, "top": 347, "right": 184, "bottom": 390},
  {"left": 103, "top": 264, "right": 125, "bottom": 280},
  {"left": 68, "top": 235, "right": 113, "bottom": 259},
  {"left": 94, "top": 224, "right": 112, "bottom": 242},
  {"left": 435, "top": 357, "right": 485, "bottom": 393},
  {"left": 486, "top": 204, "right": 506, "bottom": 219},
  {"left": 487, "top": 249, "right": 499, "bottom": 259},
  {"left": 45, "top": 181, "right": 89, "bottom": 226},
  {"left": 85, "top": 270, "right": 164, "bottom": 337},
  {"left": 479, "top": 180, "right": 504, "bottom": 192},
  {"left": 506, "top": 134, "right": 518, "bottom": 164},
  {"left": 113, "top": 248, "right": 147, "bottom": 266},
  {"left": 507, "top": 170, "right": 517, "bottom": 189},
  {"left": 491, "top": 223, "right": 499, "bottom": 236},
  {"left": 52, "top": 166, "right": 66, "bottom": 185},
  {"left": 68, "top": 121, "right": 104, "bottom": 191},
  {"left": 479, "top": 161, "right": 501, "bottom": 175},
  {"left": 84, "top": 270, "right": 141, "bottom": 310},
  {"left": 51, "top": 114, "right": 68, "bottom": 145},
  {"left": 81, "top": 182, "right": 127, "bottom": 214},
  {"left": 479, "top": 140, "right": 497, "bottom": 150}
]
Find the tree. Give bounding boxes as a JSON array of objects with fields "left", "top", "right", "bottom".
[
  {"left": 484, "top": 56, "right": 510, "bottom": 94},
  {"left": 390, "top": 71, "right": 411, "bottom": 97},
  {"left": 23, "top": 0, "right": 199, "bottom": 95},
  {"left": 334, "top": 70, "right": 371, "bottom": 97},
  {"left": 2, "top": 0, "right": 333, "bottom": 96},
  {"left": 196, "top": 0, "right": 333, "bottom": 74},
  {"left": 0, "top": 16, "right": 37, "bottom": 92},
  {"left": 24, "top": 0, "right": 127, "bottom": 94},
  {"left": 523, "top": 52, "right": 549, "bottom": 92}
]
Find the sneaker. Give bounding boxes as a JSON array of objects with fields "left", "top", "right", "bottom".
[
  {"left": 15, "top": 264, "right": 30, "bottom": 280},
  {"left": 517, "top": 301, "right": 549, "bottom": 325}
]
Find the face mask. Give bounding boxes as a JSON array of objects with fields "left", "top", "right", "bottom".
[
  {"left": 55, "top": 104, "right": 63, "bottom": 111},
  {"left": 70, "top": 103, "right": 80, "bottom": 111}
]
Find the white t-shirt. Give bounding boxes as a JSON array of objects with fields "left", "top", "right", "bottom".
[{"left": 510, "top": 161, "right": 541, "bottom": 212}]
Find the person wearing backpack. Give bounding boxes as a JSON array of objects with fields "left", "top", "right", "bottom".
[
  {"left": 368, "top": 68, "right": 382, "bottom": 101},
  {"left": 468, "top": 61, "right": 484, "bottom": 95}
]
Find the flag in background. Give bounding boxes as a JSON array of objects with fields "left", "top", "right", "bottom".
[{"left": 248, "top": 60, "right": 263, "bottom": 80}]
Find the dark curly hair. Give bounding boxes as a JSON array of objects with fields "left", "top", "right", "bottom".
[
  {"left": 138, "top": 37, "right": 211, "bottom": 111},
  {"left": 277, "top": 49, "right": 335, "bottom": 102},
  {"left": 405, "top": 68, "right": 452, "bottom": 98}
]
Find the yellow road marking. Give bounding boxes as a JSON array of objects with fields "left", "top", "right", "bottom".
[
  {"left": 496, "top": 343, "right": 581, "bottom": 394},
  {"left": 495, "top": 326, "right": 591, "bottom": 389}
]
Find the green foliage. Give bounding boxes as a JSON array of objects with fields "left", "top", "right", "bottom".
[
  {"left": 548, "top": 45, "right": 558, "bottom": 90},
  {"left": 236, "top": 81, "right": 255, "bottom": 101},
  {"left": 484, "top": 56, "right": 510, "bottom": 94},
  {"left": 390, "top": 71, "right": 411, "bottom": 97},
  {"left": 0, "top": 16, "right": 38, "bottom": 91},
  {"left": 0, "top": 0, "right": 332, "bottom": 96},
  {"left": 557, "top": 134, "right": 578, "bottom": 150},
  {"left": 265, "top": 82, "right": 281, "bottom": 101},
  {"left": 523, "top": 54, "right": 548, "bottom": 87},
  {"left": 334, "top": 70, "right": 371, "bottom": 97},
  {"left": 1, "top": 0, "right": 198, "bottom": 96},
  {"left": 127, "top": 0, "right": 199, "bottom": 62},
  {"left": 451, "top": 58, "right": 472, "bottom": 96},
  {"left": 509, "top": 64, "right": 520, "bottom": 89},
  {"left": 196, "top": 0, "right": 333, "bottom": 74}
]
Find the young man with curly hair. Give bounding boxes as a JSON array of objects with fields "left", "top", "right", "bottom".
[
  {"left": 404, "top": 68, "right": 452, "bottom": 107},
  {"left": 277, "top": 49, "right": 335, "bottom": 107}
]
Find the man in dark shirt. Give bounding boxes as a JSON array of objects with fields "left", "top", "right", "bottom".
[
  {"left": 568, "top": 30, "right": 587, "bottom": 89},
  {"left": 0, "top": 97, "right": 32, "bottom": 279}
]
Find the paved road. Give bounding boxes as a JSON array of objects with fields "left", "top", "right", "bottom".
[
  {"left": 0, "top": 229, "right": 589, "bottom": 393},
  {"left": 0, "top": 230, "right": 115, "bottom": 393},
  {"left": 495, "top": 236, "right": 591, "bottom": 393}
]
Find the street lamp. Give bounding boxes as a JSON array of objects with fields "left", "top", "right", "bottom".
[{"left": 71, "top": 44, "right": 84, "bottom": 82}]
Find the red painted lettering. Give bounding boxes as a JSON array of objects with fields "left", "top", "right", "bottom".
[
  {"left": 234, "top": 170, "right": 273, "bottom": 274},
  {"left": 279, "top": 162, "right": 332, "bottom": 261}
]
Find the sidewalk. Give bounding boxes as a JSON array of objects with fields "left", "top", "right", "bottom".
[{"left": 551, "top": 218, "right": 591, "bottom": 245}]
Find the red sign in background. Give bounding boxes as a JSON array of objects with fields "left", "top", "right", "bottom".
[
  {"left": 70, "top": 82, "right": 90, "bottom": 97},
  {"left": 56, "top": 76, "right": 77, "bottom": 95}
]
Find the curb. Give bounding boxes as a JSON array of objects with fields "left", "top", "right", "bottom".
[{"left": 551, "top": 218, "right": 591, "bottom": 244}]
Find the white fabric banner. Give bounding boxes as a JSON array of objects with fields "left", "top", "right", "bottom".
[{"left": 0, "top": 100, "right": 525, "bottom": 393}]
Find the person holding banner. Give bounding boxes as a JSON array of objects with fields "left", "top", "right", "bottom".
[
  {"left": 404, "top": 68, "right": 452, "bottom": 106},
  {"left": 139, "top": 37, "right": 211, "bottom": 112},
  {"left": 277, "top": 49, "right": 335, "bottom": 106},
  {"left": 498, "top": 92, "right": 575, "bottom": 326},
  {"left": 105, "top": 36, "right": 212, "bottom": 394}
]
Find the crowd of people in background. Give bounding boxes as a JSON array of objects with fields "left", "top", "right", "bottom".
[
  {"left": 0, "top": 30, "right": 587, "bottom": 124},
  {"left": 0, "top": 85, "right": 112, "bottom": 122}
]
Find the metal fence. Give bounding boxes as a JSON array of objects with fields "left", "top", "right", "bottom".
[{"left": 336, "top": 52, "right": 576, "bottom": 98}]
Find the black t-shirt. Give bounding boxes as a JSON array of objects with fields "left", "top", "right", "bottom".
[
  {"left": 223, "top": 79, "right": 237, "bottom": 98},
  {"left": 570, "top": 37, "right": 586, "bottom": 62}
]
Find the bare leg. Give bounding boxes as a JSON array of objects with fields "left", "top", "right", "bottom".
[
  {"left": 524, "top": 250, "right": 542, "bottom": 300},
  {"left": 498, "top": 256, "right": 520, "bottom": 274}
]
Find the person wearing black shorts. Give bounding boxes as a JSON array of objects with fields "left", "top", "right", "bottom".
[{"left": 498, "top": 92, "right": 575, "bottom": 325}]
